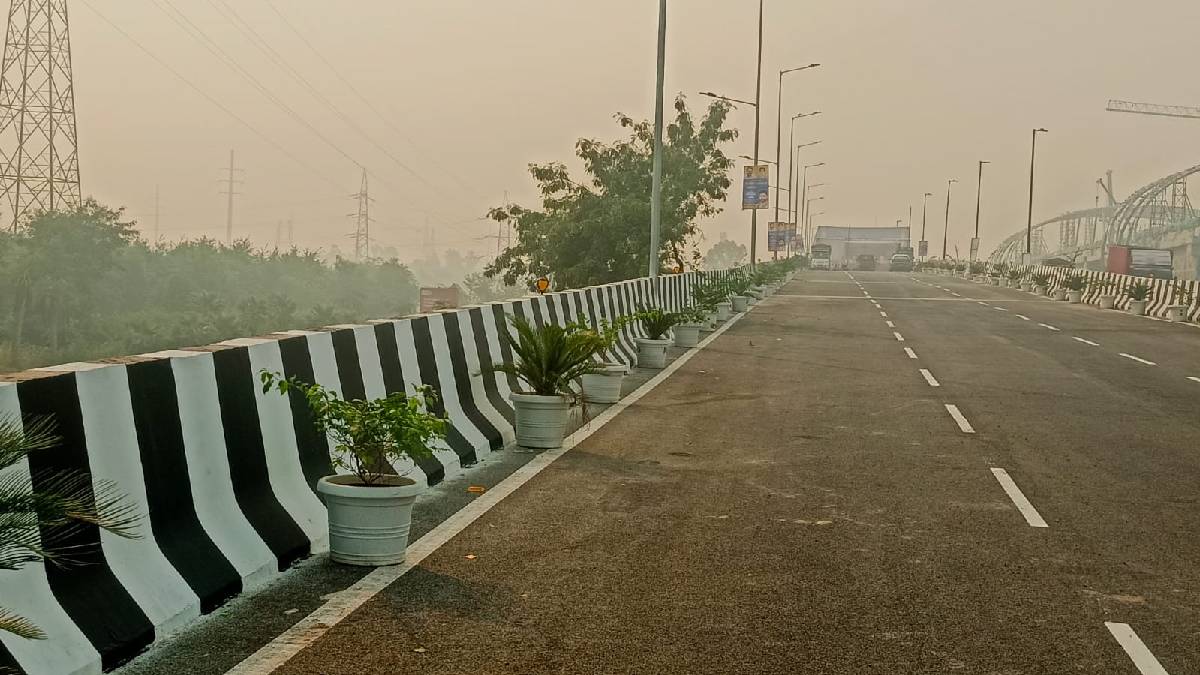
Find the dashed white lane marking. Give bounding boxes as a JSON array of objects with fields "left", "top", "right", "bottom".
[
  {"left": 885, "top": 320, "right": 896, "bottom": 328},
  {"left": 993, "top": 306, "right": 1009, "bottom": 312},
  {"left": 1038, "top": 323, "right": 1061, "bottom": 331},
  {"left": 223, "top": 305, "right": 749, "bottom": 674},
  {"left": 879, "top": 311, "right": 888, "bottom": 317},
  {"left": 1189, "top": 376, "right": 1200, "bottom": 383},
  {"left": 893, "top": 332, "right": 905, "bottom": 342},
  {"left": 1119, "top": 353, "right": 1157, "bottom": 366},
  {"left": 1105, "top": 622, "right": 1170, "bottom": 675},
  {"left": 951, "top": 292, "right": 961, "bottom": 297},
  {"left": 919, "top": 369, "right": 940, "bottom": 387},
  {"left": 990, "top": 468, "right": 1048, "bottom": 528},
  {"left": 1073, "top": 337, "right": 1100, "bottom": 346},
  {"left": 1016, "top": 314, "right": 1031, "bottom": 321},
  {"left": 977, "top": 301, "right": 989, "bottom": 306},
  {"left": 904, "top": 347, "right": 918, "bottom": 359},
  {"left": 944, "top": 404, "right": 975, "bottom": 434}
]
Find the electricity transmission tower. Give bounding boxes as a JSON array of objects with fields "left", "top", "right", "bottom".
[
  {"left": 350, "top": 168, "right": 372, "bottom": 260},
  {"left": 0, "top": 0, "right": 81, "bottom": 231},
  {"left": 219, "top": 150, "right": 243, "bottom": 244}
]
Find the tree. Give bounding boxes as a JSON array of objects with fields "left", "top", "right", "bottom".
[
  {"left": 461, "top": 272, "right": 524, "bottom": 304},
  {"left": 485, "top": 96, "right": 737, "bottom": 288},
  {"left": 702, "top": 233, "right": 748, "bottom": 271}
]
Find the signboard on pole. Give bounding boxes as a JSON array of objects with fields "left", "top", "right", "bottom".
[
  {"left": 767, "top": 222, "right": 788, "bottom": 252},
  {"left": 918, "top": 240, "right": 929, "bottom": 258},
  {"left": 742, "top": 165, "right": 770, "bottom": 210},
  {"left": 969, "top": 237, "right": 980, "bottom": 261}
]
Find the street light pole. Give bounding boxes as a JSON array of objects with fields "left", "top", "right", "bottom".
[
  {"left": 921, "top": 192, "right": 932, "bottom": 259},
  {"left": 750, "top": 0, "right": 763, "bottom": 270},
  {"left": 648, "top": 0, "right": 667, "bottom": 279},
  {"left": 784, "top": 113, "right": 819, "bottom": 223},
  {"left": 942, "top": 179, "right": 958, "bottom": 259},
  {"left": 774, "top": 65, "right": 820, "bottom": 226},
  {"left": 1026, "top": 128, "right": 1048, "bottom": 261},
  {"left": 972, "top": 160, "right": 990, "bottom": 261}
]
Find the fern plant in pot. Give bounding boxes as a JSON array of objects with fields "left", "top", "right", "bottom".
[
  {"left": 579, "top": 318, "right": 631, "bottom": 405},
  {"left": 488, "top": 315, "right": 608, "bottom": 449},
  {"left": 1062, "top": 274, "right": 1088, "bottom": 303},
  {"left": 1097, "top": 281, "right": 1119, "bottom": 309},
  {"left": 728, "top": 276, "right": 753, "bottom": 312},
  {"left": 1031, "top": 272, "right": 1050, "bottom": 295},
  {"left": 1166, "top": 283, "right": 1194, "bottom": 322},
  {"left": 694, "top": 281, "right": 730, "bottom": 324},
  {"left": 1126, "top": 281, "right": 1153, "bottom": 316},
  {"left": 672, "top": 306, "right": 709, "bottom": 348},
  {"left": 635, "top": 308, "right": 682, "bottom": 368},
  {"left": 261, "top": 372, "right": 446, "bottom": 566}
]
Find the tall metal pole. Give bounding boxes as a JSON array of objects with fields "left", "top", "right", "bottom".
[
  {"left": 154, "top": 185, "right": 160, "bottom": 243},
  {"left": 785, "top": 122, "right": 795, "bottom": 223},
  {"left": 225, "top": 150, "right": 236, "bottom": 245},
  {"left": 1025, "top": 128, "right": 1047, "bottom": 258},
  {"left": 942, "top": 179, "right": 957, "bottom": 259},
  {"left": 649, "top": 0, "right": 666, "bottom": 278},
  {"left": 920, "top": 192, "right": 930, "bottom": 259},
  {"left": 774, "top": 69, "right": 784, "bottom": 226},
  {"left": 749, "top": 0, "right": 763, "bottom": 270}
]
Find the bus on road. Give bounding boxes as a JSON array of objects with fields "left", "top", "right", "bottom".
[{"left": 811, "top": 243, "right": 832, "bottom": 270}]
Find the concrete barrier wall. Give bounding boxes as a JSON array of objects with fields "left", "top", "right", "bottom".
[
  {"left": 0, "top": 271, "right": 733, "bottom": 675},
  {"left": 1026, "top": 266, "right": 1200, "bottom": 321}
]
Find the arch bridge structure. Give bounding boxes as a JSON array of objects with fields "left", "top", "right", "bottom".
[{"left": 989, "top": 163, "right": 1200, "bottom": 279}]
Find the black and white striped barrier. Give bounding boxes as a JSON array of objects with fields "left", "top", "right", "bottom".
[
  {"left": 0, "top": 270, "right": 735, "bottom": 675},
  {"left": 1023, "top": 266, "right": 1199, "bottom": 320}
]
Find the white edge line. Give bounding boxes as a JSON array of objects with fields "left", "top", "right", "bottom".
[
  {"left": 919, "top": 369, "right": 940, "bottom": 387},
  {"left": 1105, "top": 622, "right": 1170, "bottom": 675},
  {"left": 893, "top": 332, "right": 905, "bottom": 342},
  {"left": 990, "top": 468, "right": 1048, "bottom": 528},
  {"left": 944, "top": 404, "right": 975, "bottom": 433},
  {"left": 224, "top": 301, "right": 752, "bottom": 674},
  {"left": 904, "top": 347, "right": 918, "bottom": 360},
  {"left": 1118, "top": 353, "right": 1157, "bottom": 366}
]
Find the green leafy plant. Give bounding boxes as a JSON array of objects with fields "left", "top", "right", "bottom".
[
  {"left": 1062, "top": 274, "right": 1089, "bottom": 291},
  {"left": 1031, "top": 272, "right": 1050, "bottom": 287},
  {"left": 637, "top": 308, "right": 683, "bottom": 340},
  {"left": 486, "top": 315, "right": 608, "bottom": 398},
  {"left": 1126, "top": 281, "right": 1153, "bottom": 302},
  {"left": 676, "top": 305, "right": 711, "bottom": 325},
  {"left": 1172, "top": 282, "right": 1194, "bottom": 306},
  {"left": 1006, "top": 269, "right": 1021, "bottom": 281},
  {"left": 969, "top": 261, "right": 986, "bottom": 275},
  {"left": 0, "top": 414, "right": 140, "bottom": 639},
  {"left": 261, "top": 372, "right": 445, "bottom": 486},
  {"left": 1096, "top": 281, "right": 1119, "bottom": 296}
]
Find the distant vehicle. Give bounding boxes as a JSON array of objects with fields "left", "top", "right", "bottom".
[
  {"left": 889, "top": 254, "right": 913, "bottom": 272},
  {"left": 810, "top": 243, "right": 832, "bottom": 270},
  {"left": 1107, "top": 245, "right": 1174, "bottom": 279},
  {"left": 855, "top": 254, "right": 877, "bottom": 271}
]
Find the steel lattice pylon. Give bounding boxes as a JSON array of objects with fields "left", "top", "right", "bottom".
[{"left": 0, "top": 0, "right": 79, "bottom": 231}]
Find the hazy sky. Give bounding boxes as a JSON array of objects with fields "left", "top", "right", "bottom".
[{"left": 69, "top": 0, "right": 1199, "bottom": 264}]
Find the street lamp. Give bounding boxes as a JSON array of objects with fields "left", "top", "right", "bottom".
[
  {"left": 800, "top": 161, "right": 825, "bottom": 248},
  {"left": 649, "top": 0, "right": 667, "bottom": 278},
  {"left": 942, "top": 179, "right": 958, "bottom": 259},
  {"left": 972, "top": 160, "right": 991, "bottom": 261},
  {"left": 739, "top": 155, "right": 776, "bottom": 165},
  {"left": 1026, "top": 128, "right": 1048, "bottom": 261},
  {"left": 774, "top": 64, "right": 821, "bottom": 224},
  {"left": 699, "top": 92, "right": 757, "bottom": 107},
  {"left": 806, "top": 197, "right": 825, "bottom": 252},
  {"left": 785, "top": 113, "right": 820, "bottom": 222},
  {"left": 920, "top": 192, "right": 933, "bottom": 259},
  {"left": 791, "top": 142, "right": 822, "bottom": 229}
]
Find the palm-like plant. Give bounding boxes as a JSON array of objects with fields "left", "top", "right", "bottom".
[
  {"left": 1063, "top": 274, "right": 1088, "bottom": 291},
  {"left": 0, "top": 414, "right": 139, "bottom": 639},
  {"left": 1126, "top": 281, "right": 1153, "bottom": 301},
  {"left": 488, "top": 315, "right": 608, "bottom": 397},
  {"left": 637, "top": 308, "right": 682, "bottom": 340}
]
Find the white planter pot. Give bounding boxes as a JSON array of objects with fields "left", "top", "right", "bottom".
[
  {"left": 748, "top": 286, "right": 766, "bottom": 299},
  {"left": 635, "top": 337, "right": 671, "bottom": 369},
  {"left": 511, "top": 393, "right": 571, "bottom": 448},
  {"left": 715, "top": 302, "right": 732, "bottom": 321},
  {"left": 1128, "top": 299, "right": 1148, "bottom": 316},
  {"left": 1067, "top": 290, "right": 1083, "bottom": 304},
  {"left": 1020, "top": 282, "right": 1032, "bottom": 292},
  {"left": 318, "top": 474, "right": 423, "bottom": 567},
  {"left": 581, "top": 364, "right": 626, "bottom": 404},
  {"left": 1099, "top": 294, "right": 1117, "bottom": 310},
  {"left": 1053, "top": 288, "right": 1068, "bottom": 301},
  {"left": 674, "top": 323, "right": 701, "bottom": 348},
  {"left": 1034, "top": 285, "right": 1046, "bottom": 296},
  {"left": 991, "top": 277, "right": 1001, "bottom": 286},
  {"left": 730, "top": 296, "right": 749, "bottom": 312},
  {"left": 1166, "top": 305, "right": 1187, "bottom": 322}
]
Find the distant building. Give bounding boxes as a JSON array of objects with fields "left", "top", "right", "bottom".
[{"left": 814, "top": 226, "right": 911, "bottom": 264}]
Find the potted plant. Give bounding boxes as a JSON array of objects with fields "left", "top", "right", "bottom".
[
  {"left": 635, "top": 308, "right": 681, "bottom": 368},
  {"left": 487, "top": 315, "right": 608, "bottom": 448},
  {"left": 261, "top": 372, "right": 446, "bottom": 566},
  {"left": 1126, "top": 281, "right": 1153, "bottom": 316},
  {"left": 1031, "top": 272, "right": 1050, "bottom": 296},
  {"left": 1166, "top": 283, "right": 1193, "bottom": 322},
  {"left": 728, "top": 276, "right": 752, "bottom": 312},
  {"left": 579, "top": 318, "right": 631, "bottom": 404},
  {"left": 1006, "top": 269, "right": 1022, "bottom": 288},
  {"left": 1098, "top": 281, "right": 1119, "bottom": 309},
  {"left": 969, "top": 261, "right": 986, "bottom": 280},
  {"left": 673, "top": 306, "right": 708, "bottom": 348},
  {"left": 1063, "top": 274, "right": 1088, "bottom": 303}
]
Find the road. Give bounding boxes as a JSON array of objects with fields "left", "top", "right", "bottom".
[{"left": 164, "top": 271, "right": 1200, "bottom": 674}]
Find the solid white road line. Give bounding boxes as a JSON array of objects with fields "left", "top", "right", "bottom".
[
  {"left": 990, "top": 468, "right": 1048, "bottom": 528},
  {"left": 223, "top": 303, "right": 749, "bottom": 674},
  {"left": 919, "top": 369, "right": 940, "bottom": 387},
  {"left": 1073, "top": 337, "right": 1100, "bottom": 346},
  {"left": 885, "top": 320, "right": 896, "bottom": 328},
  {"left": 904, "top": 347, "right": 918, "bottom": 359},
  {"left": 1038, "top": 323, "right": 1061, "bottom": 332},
  {"left": 1016, "top": 314, "right": 1031, "bottom": 321},
  {"left": 1119, "top": 353, "right": 1157, "bottom": 366},
  {"left": 1189, "top": 376, "right": 1200, "bottom": 383},
  {"left": 1105, "top": 622, "right": 1170, "bottom": 675},
  {"left": 893, "top": 332, "right": 905, "bottom": 342},
  {"left": 944, "top": 404, "right": 975, "bottom": 433}
]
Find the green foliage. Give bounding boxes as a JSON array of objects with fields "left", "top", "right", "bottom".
[
  {"left": 1126, "top": 281, "right": 1153, "bottom": 301},
  {"left": 637, "top": 308, "right": 682, "bottom": 340},
  {"left": 968, "top": 261, "right": 986, "bottom": 275},
  {"left": 701, "top": 235, "right": 747, "bottom": 271},
  {"left": 261, "top": 373, "right": 445, "bottom": 486},
  {"left": 1062, "top": 274, "right": 1089, "bottom": 291},
  {"left": 1031, "top": 272, "right": 1051, "bottom": 287},
  {"left": 487, "top": 315, "right": 608, "bottom": 397},
  {"left": 0, "top": 202, "right": 421, "bottom": 373},
  {"left": 485, "top": 96, "right": 738, "bottom": 289},
  {"left": 0, "top": 414, "right": 140, "bottom": 639},
  {"left": 1172, "top": 282, "right": 1194, "bottom": 306},
  {"left": 461, "top": 272, "right": 524, "bottom": 304},
  {"left": 1006, "top": 269, "right": 1022, "bottom": 281}
]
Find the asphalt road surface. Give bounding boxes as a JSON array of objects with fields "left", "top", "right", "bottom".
[{"left": 136, "top": 271, "right": 1200, "bottom": 675}]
